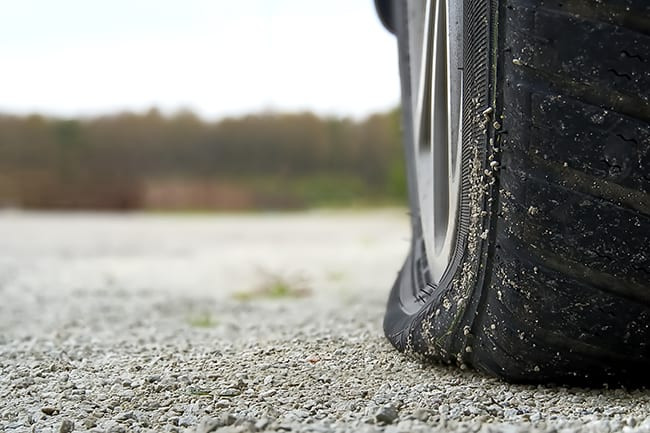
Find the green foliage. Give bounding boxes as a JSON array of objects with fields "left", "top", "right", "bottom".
[
  {"left": 0, "top": 108, "right": 407, "bottom": 210},
  {"left": 233, "top": 272, "right": 311, "bottom": 301},
  {"left": 387, "top": 159, "right": 408, "bottom": 203},
  {"left": 281, "top": 174, "right": 370, "bottom": 207},
  {"left": 187, "top": 313, "right": 217, "bottom": 328}
]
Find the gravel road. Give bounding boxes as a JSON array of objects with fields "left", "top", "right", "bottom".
[{"left": 1, "top": 211, "right": 649, "bottom": 433}]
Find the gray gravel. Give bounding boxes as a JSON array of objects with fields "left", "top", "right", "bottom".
[{"left": 1, "top": 211, "right": 649, "bottom": 433}]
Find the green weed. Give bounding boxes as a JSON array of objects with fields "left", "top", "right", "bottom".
[
  {"left": 187, "top": 313, "right": 217, "bottom": 328},
  {"left": 234, "top": 271, "right": 310, "bottom": 301}
]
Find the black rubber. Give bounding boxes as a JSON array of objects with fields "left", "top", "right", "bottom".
[
  {"left": 375, "top": 0, "right": 396, "bottom": 33},
  {"left": 383, "top": 0, "right": 650, "bottom": 386}
]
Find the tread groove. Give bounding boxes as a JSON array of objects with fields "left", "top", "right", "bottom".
[{"left": 499, "top": 232, "right": 650, "bottom": 306}]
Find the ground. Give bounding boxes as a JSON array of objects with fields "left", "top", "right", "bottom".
[{"left": 1, "top": 210, "right": 649, "bottom": 433}]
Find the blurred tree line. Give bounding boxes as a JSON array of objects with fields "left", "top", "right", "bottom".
[{"left": 0, "top": 108, "right": 406, "bottom": 210}]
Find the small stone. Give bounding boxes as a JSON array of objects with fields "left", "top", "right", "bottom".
[
  {"left": 413, "top": 408, "right": 429, "bottom": 421},
  {"left": 115, "top": 411, "right": 135, "bottom": 421},
  {"left": 233, "top": 419, "right": 257, "bottom": 433},
  {"left": 196, "top": 416, "right": 220, "bottom": 433},
  {"left": 220, "top": 388, "right": 240, "bottom": 397},
  {"left": 220, "top": 412, "right": 237, "bottom": 426},
  {"left": 84, "top": 416, "right": 98, "bottom": 429},
  {"left": 27, "top": 412, "right": 39, "bottom": 425},
  {"left": 255, "top": 418, "right": 271, "bottom": 430},
  {"left": 59, "top": 419, "right": 74, "bottom": 433},
  {"left": 41, "top": 407, "right": 58, "bottom": 416},
  {"left": 147, "top": 374, "right": 162, "bottom": 383},
  {"left": 359, "top": 426, "right": 381, "bottom": 433},
  {"left": 290, "top": 409, "right": 310, "bottom": 420},
  {"left": 233, "top": 378, "right": 247, "bottom": 389},
  {"left": 178, "top": 416, "right": 194, "bottom": 427},
  {"left": 107, "top": 422, "right": 127, "bottom": 433},
  {"left": 375, "top": 405, "right": 399, "bottom": 425}
]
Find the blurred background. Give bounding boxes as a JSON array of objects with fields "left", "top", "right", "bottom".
[
  {"left": 0, "top": 1, "right": 411, "bottom": 346},
  {"left": 0, "top": 0, "right": 405, "bottom": 211},
  {"left": 1, "top": 4, "right": 413, "bottom": 428}
]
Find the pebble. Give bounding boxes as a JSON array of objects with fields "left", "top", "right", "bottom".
[
  {"left": 220, "top": 388, "right": 241, "bottom": 397},
  {"left": 106, "top": 421, "right": 127, "bottom": 433},
  {"left": 178, "top": 415, "right": 195, "bottom": 427},
  {"left": 84, "top": 416, "right": 98, "bottom": 429},
  {"left": 59, "top": 419, "right": 74, "bottom": 433},
  {"left": 215, "top": 399, "right": 231, "bottom": 408},
  {"left": 255, "top": 418, "right": 270, "bottom": 430},
  {"left": 413, "top": 408, "right": 429, "bottom": 421},
  {"left": 220, "top": 412, "right": 237, "bottom": 426},
  {"left": 115, "top": 411, "right": 135, "bottom": 421},
  {"left": 41, "top": 407, "right": 58, "bottom": 416},
  {"left": 196, "top": 416, "right": 221, "bottom": 433},
  {"left": 375, "top": 405, "right": 399, "bottom": 425}
]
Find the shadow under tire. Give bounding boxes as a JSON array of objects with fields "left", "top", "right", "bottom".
[{"left": 383, "top": 0, "right": 650, "bottom": 386}]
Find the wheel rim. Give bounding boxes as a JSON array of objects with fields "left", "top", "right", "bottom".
[{"left": 410, "top": 0, "right": 463, "bottom": 286}]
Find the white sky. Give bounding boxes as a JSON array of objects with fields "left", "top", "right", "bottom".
[{"left": 0, "top": 0, "right": 400, "bottom": 120}]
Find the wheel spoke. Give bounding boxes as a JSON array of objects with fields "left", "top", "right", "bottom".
[
  {"left": 414, "top": 0, "right": 433, "bottom": 153},
  {"left": 409, "top": 0, "right": 463, "bottom": 286},
  {"left": 431, "top": 0, "right": 449, "bottom": 257}
]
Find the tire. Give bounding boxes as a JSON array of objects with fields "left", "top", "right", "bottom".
[{"left": 382, "top": 0, "right": 650, "bottom": 386}]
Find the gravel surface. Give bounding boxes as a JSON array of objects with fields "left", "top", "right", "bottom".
[{"left": 1, "top": 211, "right": 649, "bottom": 433}]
